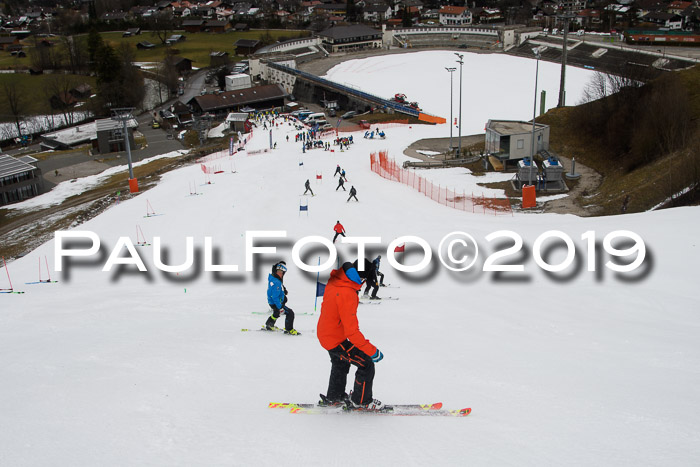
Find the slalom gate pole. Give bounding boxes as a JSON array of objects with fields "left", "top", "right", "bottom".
[
  {"left": 44, "top": 256, "right": 51, "bottom": 282},
  {"left": 2, "top": 256, "right": 14, "bottom": 291},
  {"left": 314, "top": 256, "right": 320, "bottom": 312}
]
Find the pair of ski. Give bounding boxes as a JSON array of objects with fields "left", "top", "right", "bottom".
[
  {"left": 269, "top": 401, "right": 471, "bottom": 417},
  {"left": 241, "top": 326, "right": 306, "bottom": 335}
]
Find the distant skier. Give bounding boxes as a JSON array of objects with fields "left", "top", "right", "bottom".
[
  {"left": 340, "top": 169, "right": 347, "bottom": 181},
  {"left": 373, "top": 255, "right": 385, "bottom": 287},
  {"left": 304, "top": 179, "right": 314, "bottom": 196},
  {"left": 317, "top": 260, "right": 384, "bottom": 410},
  {"left": 336, "top": 176, "right": 346, "bottom": 191},
  {"left": 334, "top": 165, "right": 341, "bottom": 177},
  {"left": 347, "top": 186, "right": 358, "bottom": 202},
  {"left": 264, "top": 262, "right": 300, "bottom": 335},
  {"left": 362, "top": 260, "right": 380, "bottom": 300},
  {"left": 332, "top": 221, "right": 346, "bottom": 243}
]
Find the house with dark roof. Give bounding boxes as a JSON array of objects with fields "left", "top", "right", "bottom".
[
  {"left": 643, "top": 11, "right": 684, "bottom": 29},
  {"left": 206, "top": 19, "right": 230, "bottom": 32},
  {"left": 318, "top": 25, "right": 382, "bottom": 53},
  {"left": 363, "top": 3, "right": 393, "bottom": 22},
  {"left": 234, "top": 38, "right": 261, "bottom": 55},
  {"left": 210, "top": 50, "right": 230, "bottom": 67},
  {"left": 170, "top": 56, "right": 193, "bottom": 74},
  {"left": 182, "top": 19, "right": 205, "bottom": 32},
  {"left": 0, "top": 36, "right": 18, "bottom": 50},
  {"left": 188, "top": 84, "right": 289, "bottom": 115}
]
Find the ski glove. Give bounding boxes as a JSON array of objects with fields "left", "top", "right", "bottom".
[{"left": 371, "top": 350, "right": 384, "bottom": 363}]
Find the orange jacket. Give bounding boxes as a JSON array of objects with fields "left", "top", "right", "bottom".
[
  {"left": 317, "top": 268, "right": 377, "bottom": 357},
  {"left": 333, "top": 223, "right": 345, "bottom": 234}
]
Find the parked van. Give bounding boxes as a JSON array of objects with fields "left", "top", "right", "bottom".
[{"left": 306, "top": 112, "right": 326, "bottom": 123}]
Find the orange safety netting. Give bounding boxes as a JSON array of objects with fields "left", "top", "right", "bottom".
[{"left": 370, "top": 151, "right": 512, "bottom": 216}]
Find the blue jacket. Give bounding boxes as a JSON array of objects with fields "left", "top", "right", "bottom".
[
  {"left": 267, "top": 273, "right": 285, "bottom": 308},
  {"left": 373, "top": 257, "right": 380, "bottom": 271}
]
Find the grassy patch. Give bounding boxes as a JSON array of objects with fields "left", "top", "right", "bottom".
[
  {"left": 101, "top": 30, "right": 310, "bottom": 68},
  {"left": 0, "top": 73, "right": 97, "bottom": 121}
]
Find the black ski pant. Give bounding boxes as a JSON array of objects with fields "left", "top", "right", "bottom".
[
  {"left": 377, "top": 271, "right": 385, "bottom": 285},
  {"left": 347, "top": 194, "right": 358, "bottom": 202},
  {"left": 304, "top": 187, "right": 314, "bottom": 195},
  {"left": 333, "top": 232, "right": 346, "bottom": 243},
  {"left": 364, "top": 281, "right": 379, "bottom": 298},
  {"left": 336, "top": 182, "right": 346, "bottom": 191},
  {"left": 326, "top": 339, "right": 375, "bottom": 405},
  {"left": 266, "top": 304, "right": 295, "bottom": 331}
]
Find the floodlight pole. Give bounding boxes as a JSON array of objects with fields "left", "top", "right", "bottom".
[
  {"left": 445, "top": 67, "right": 456, "bottom": 160},
  {"left": 530, "top": 50, "right": 541, "bottom": 186},
  {"left": 454, "top": 53, "right": 464, "bottom": 158}
]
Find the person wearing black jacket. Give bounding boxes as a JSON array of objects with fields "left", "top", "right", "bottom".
[
  {"left": 304, "top": 179, "right": 314, "bottom": 196},
  {"left": 347, "top": 186, "right": 358, "bottom": 202},
  {"left": 361, "top": 260, "right": 380, "bottom": 300},
  {"left": 336, "top": 176, "right": 346, "bottom": 191}
]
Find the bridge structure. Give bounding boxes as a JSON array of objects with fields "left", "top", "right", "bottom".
[{"left": 266, "top": 61, "right": 446, "bottom": 124}]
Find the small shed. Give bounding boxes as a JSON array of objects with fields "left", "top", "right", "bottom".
[
  {"left": 170, "top": 56, "right": 193, "bottom": 75},
  {"left": 234, "top": 38, "right": 262, "bottom": 56},
  {"left": 226, "top": 112, "right": 249, "bottom": 132},
  {"left": 210, "top": 51, "right": 230, "bottom": 67},
  {"left": 485, "top": 119, "right": 549, "bottom": 164}
]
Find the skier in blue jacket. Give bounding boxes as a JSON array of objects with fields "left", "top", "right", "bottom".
[
  {"left": 264, "top": 262, "right": 300, "bottom": 335},
  {"left": 372, "top": 255, "right": 385, "bottom": 286}
]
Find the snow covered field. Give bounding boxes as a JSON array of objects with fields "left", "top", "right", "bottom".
[
  {"left": 323, "top": 50, "right": 596, "bottom": 134},
  {"left": 2, "top": 51, "right": 700, "bottom": 466}
]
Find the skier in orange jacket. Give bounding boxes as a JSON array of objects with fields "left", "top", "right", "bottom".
[
  {"left": 317, "top": 260, "right": 384, "bottom": 410},
  {"left": 332, "top": 221, "right": 346, "bottom": 243}
]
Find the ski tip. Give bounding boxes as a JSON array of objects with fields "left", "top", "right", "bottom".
[
  {"left": 431, "top": 402, "right": 443, "bottom": 410},
  {"left": 457, "top": 407, "right": 471, "bottom": 416}
]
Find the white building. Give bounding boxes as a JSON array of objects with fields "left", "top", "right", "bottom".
[{"left": 438, "top": 6, "right": 472, "bottom": 26}]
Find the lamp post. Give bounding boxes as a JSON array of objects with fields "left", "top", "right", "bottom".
[
  {"left": 445, "top": 67, "right": 456, "bottom": 160},
  {"left": 454, "top": 53, "right": 464, "bottom": 158},
  {"left": 529, "top": 49, "right": 541, "bottom": 187}
]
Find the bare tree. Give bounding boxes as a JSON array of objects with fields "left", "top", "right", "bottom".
[
  {"left": 2, "top": 81, "right": 26, "bottom": 141},
  {"left": 148, "top": 11, "right": 175, "bottom": 45},
  {"left": 61, "top": 35, "right": 89, "bottom": 74},
  {"left": 46, "top": 74, "right": 81, "bottom": 126}
]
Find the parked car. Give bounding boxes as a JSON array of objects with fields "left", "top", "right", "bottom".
[
  {"left": 152, "top": 120, "right": 160, "bottom": 129},
  {"left": 342, "top": 111, "right": 357, "bottom": 119},
  {"left": 328, "top": 109, "right": 336, "bottom": 117}
]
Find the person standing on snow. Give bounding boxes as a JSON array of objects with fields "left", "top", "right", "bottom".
[
  {"left": 347, "top": 186, "right": 358, "bottom": 202},
  {"left": 340, "top": 169, "right": 347, "bottom": 181},
  {"left": 317, "top": 260, "right": 385, "bottom": 410},
  {"left": 264, "top": 262, "right": 300, "bottom": 335},
  {"left": 362, "top": 260, "right": 380, "bottom": 300},
  {"left": 373, "top": 255, "right": 385, "bottom": 287},
  {"left": 336, "top": 176, "right": 346, "bottom": 191},
  {"left": 334, "top": 165, "right": 342, "bottom": 177},
  {"left": 304, "top": 179, "right": 314, "bottom": 196},
  {"left": 332, "top": 221, "right": 346, "bottom": 243}
]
